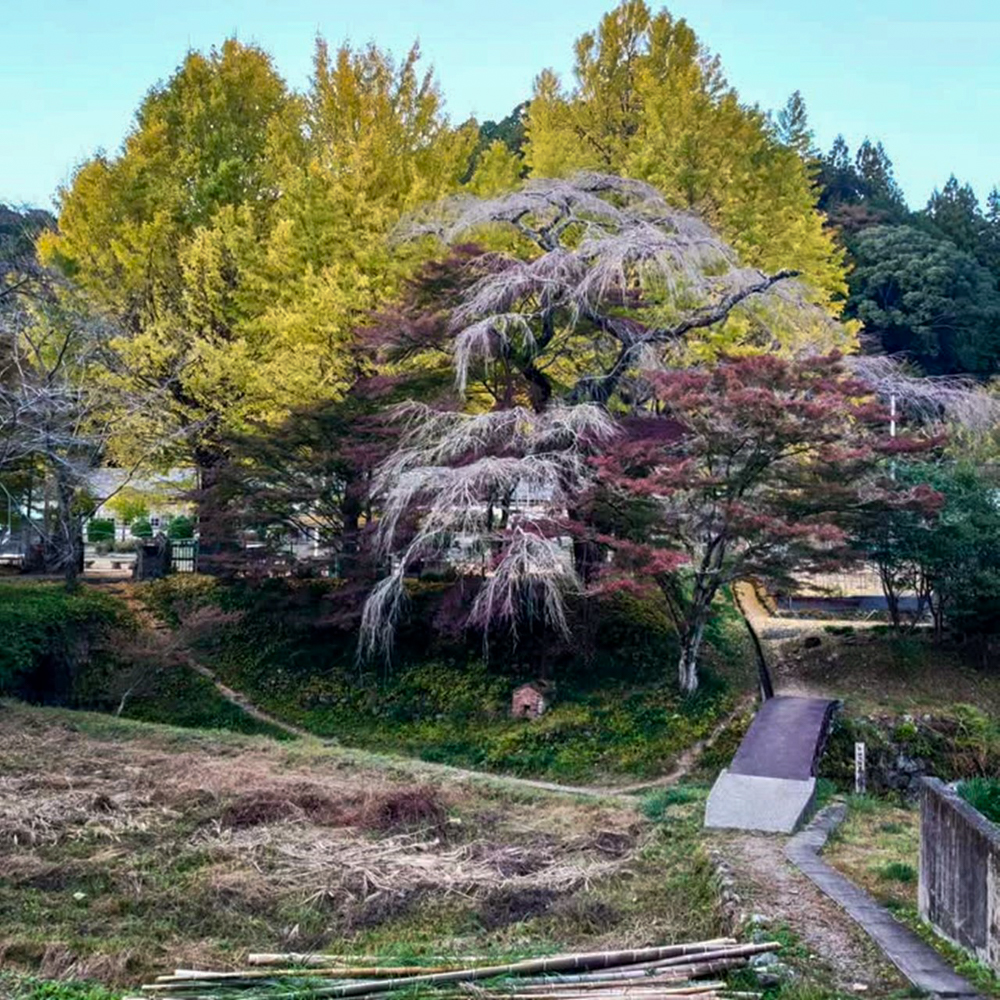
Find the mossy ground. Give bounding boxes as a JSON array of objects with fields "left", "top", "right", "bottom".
[{"left": 114, "top": 576, "right": 757, "bottom": 784}]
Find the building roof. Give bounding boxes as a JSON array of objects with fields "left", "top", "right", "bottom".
[{"left": 85, "top": 467, "right": 196, "bottom": 503}]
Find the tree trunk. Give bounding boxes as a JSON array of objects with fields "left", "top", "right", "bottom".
[
  {"left": 930, "top": 589, "right": 945, "bottom": 642},
  {"left": 338, "top": 499, "right": 362, "bottom": 579},
  {"left": 55, "top": 471, "right": 81, "bottom": 591},
  {"left": 877, "top": 561, "right": 901, "bottom": 630},
  {"left": 193, "top": 444, "right": 232, "bottom": 575},
  {"left": 677, "top": 616, "right": 707, "bottom": 694}
]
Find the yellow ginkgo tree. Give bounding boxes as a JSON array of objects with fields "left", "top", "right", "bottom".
[
  {"left": 523, "top": 0, "right": 850, "bottom": 346},
  {"left": 40, "top": 37, "right": 483, "bottom": 481}
]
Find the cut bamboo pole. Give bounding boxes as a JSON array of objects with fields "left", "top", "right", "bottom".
[
  {"left": 235, "top": 944, "right": 754, "bottom": 1000},
  {"left": 160, "top": 970, "right": 351, "bottom": 981},
  {"left": 138, "top": 939, "right": 771, "bottom": 1000},
  {"left": 244, "top": 943, "right": 733, "bottom": 971},
  {"left": 505, "top": 944, "right": 778, "bottom": 989},
  {"left": 493, "top": 993, "right": 723, "bottom": 1000},
  {"left": 248, "top": 954, "right": 488, "bottom": 967},
  {"left": 496, "top": 986, "right": 726, "bottom": 997},
  {"left": 155, "top": 966, "right": 452, "bottom": 982}
]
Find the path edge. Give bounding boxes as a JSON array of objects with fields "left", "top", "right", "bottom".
[{"left": 786, "top": 803, "right": 983, "bottom": 998}]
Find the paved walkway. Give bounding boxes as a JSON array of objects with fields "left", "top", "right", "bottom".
[
  {"left": 705, "top": 695, "right": 837, "bottom": 833},
  {"left": 729, "top": 695, "right": 837, "bottom": 780},
  {"left": 787, "top": 804, "right": 982, "bottom": 999}
]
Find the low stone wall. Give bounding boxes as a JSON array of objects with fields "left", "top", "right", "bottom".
[{"left": 919, "top": 776, "right": 1000, "bottom": 971}]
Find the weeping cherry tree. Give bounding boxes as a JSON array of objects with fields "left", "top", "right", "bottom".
[{"left": 359, "top": 172, "right": 852, "bottom": 671}]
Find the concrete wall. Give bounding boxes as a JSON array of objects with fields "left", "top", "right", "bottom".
[{"left": 919, "top": 776, "right": 1000, "bottom": 972}]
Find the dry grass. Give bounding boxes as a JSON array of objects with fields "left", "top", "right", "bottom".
[
  {"left": 0, "top": 701, "right": 708, "bottom": 991},
  {"left": 769, "top": 629, "right": 1000, "bottom": 716}
]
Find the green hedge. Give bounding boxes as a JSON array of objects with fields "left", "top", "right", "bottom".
[
  {"left": 167, "top": 515, "right": 195, "bottom": 540},
  {"left": 0, "top": 584, "right": 129, "bottom": 700},
  {"left": 86, "top": 519, "right": 115, "bottom": 543},
  {"left": 130, "top": 518, "right": 153, "bottom": 539}
]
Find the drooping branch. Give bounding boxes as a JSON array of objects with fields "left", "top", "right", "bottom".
[
  {"left": 402, "top": 173, "right": 836, "bottom": 412},
  {"left": 360, "top": 173, "right": 842, "bottom": 658},
  {"left": 847, "top": 354, "right": 1000, "bottom": 430}
]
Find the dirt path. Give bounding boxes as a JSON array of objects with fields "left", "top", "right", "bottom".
[
  {"left": 735, "top": 581, "right": 881, "bottom": 642},
  {"left": 180, "top": 654, "right": 751, "bottom": 800},
  {"left": 102, "top": 583, "right": 747, "bottom": 802},
  {"left": 712, "top": 831, "right": 907, "bottom": 995},
  {"left": 735, "top": 581, "right": 877, "bottom": 701}
]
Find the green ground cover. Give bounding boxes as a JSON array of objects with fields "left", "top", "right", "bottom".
[
  {"left": 824, "top": 794, "right": 1000, "bottom": 998},
  {"left": 129, "top": 576, "right": 756, "bottom": 783}
]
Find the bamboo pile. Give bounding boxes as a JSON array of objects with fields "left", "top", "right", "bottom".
[{"left": 125, "top": 939, "right": 777, "bottom": 1000}]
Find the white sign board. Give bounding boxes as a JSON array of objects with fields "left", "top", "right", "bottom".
[{"left": 855, "top": 741, "right": 866, "bottom": 795}]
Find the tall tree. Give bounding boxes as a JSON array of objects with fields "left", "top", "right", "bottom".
[
  {"left": 523, "top": 1, "right": 847, "bottom": 308},
  {"left": 359, "top": 175, "right": 848, "bottom": 673},
  {"left": 848, "top": 225, "right": 1000, "bottom": 375},
  {"left": 592, "top": 354, "right": 927, "bottom": 691},
  {"left": 39, "top": 39, "right": 301, "bottom": 482},
  {"left": 816, "top": 136, "right": 908, "bottom": 235},
  {"left": 0, "top": 272, "right": 158, "bottom": 588},
  {"left": 774, "top": 90, "right": 816, "bottom": 159},
  {"left": 924, "top": 176, "right": 997, "bottom": 275},
  {"left": 855, "top": 139, "right": 905, "bottom": 208},
  {"left": 40, "top": 37, "right": 479, "bottom": 488}
]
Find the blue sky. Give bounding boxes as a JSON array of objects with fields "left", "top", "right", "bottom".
[{"left": 2, "top": 0, "right": 997, "bottom": 212}]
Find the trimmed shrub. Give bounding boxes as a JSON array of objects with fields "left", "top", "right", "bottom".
[
  {"left": 167, "top": 515, "right": 195, "bottom": 540},
  {"left": 130, "top": 518, "right": 153, "bottom": 539},
  {"left": 86, "top": 519, "right": 115, "bottom": 543}
]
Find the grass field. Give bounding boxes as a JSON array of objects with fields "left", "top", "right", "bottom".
[
  {"left": 0, "top": 701, "right": 725, "bottom": 995},
  {"left": 772, "top": 627, "right": 1000, "bottom": 717},
  {"left": 113, "top": 577, "right": 759, "bottom": 784}
]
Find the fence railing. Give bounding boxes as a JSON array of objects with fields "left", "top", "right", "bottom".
[
  {"left": 919, "top": 777, "right": 1000, "bottom": 973},
  {"left": 171, "top": 539, "right": 197, "bottom": 574}
]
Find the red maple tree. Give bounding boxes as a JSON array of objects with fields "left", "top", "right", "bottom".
[{"left": 590, "top": 352, "right": 939, "bottom": 692}]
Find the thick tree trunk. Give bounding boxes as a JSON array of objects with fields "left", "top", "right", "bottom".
[
  {"left": 193, "top": 444, "right": 233, "bottom": 575},
  {"left": 677, "top": 616, "right": 707, "bottom": 694}
]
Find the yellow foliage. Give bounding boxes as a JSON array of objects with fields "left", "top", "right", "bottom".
[
  {"left": 40, "top": 36, "right": 479, "bottom": 456},
  {"left": 523, "top": 0, "right": 851, "bottom": 353},
  {"left": 468, "top": 141, "right": 524, "bottom": 196}
]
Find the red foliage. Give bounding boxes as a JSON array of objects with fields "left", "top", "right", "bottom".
[{"left": 584, "top": 352, "right": 942, "bottom": 690}]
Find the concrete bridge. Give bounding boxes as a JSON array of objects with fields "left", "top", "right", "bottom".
[{"left": 705, "top": 695, "right": 838, "bottom": 833}]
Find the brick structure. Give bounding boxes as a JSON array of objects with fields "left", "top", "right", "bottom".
[{"left": 511, "top": 681, "right": 552, "bottom": 720}]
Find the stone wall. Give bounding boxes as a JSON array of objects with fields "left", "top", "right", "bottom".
[{"left": 919, "top": 776, "right": 1000, "bottom": 971}]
